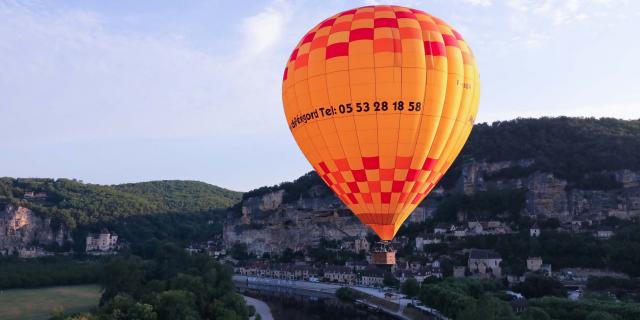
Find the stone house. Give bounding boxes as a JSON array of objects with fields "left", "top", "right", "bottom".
[
  {"left": 527, "top": 257, "right": 543, "bottom": 271},
  {"left": 453, "top": 225, "right": 468, "bottom": 237},
  {"left": 415, "top": 234, "right": 441, "bottom": 251},
  {"left": 468, "top": 249, "right": 502, "bottom": 278},
  {"left": 595, "top": 227, "right": 615, "bottom": 240},
  {"left": 323, "top": 266, "right": 356, "bottom": 284},
  {"left": 359, "top": 267, "right": 385, "bottom": 287},
  {"left": 453, "top": 266, "right": 466, "bottom": 278},
  {"left": 86, "top": 229, "right": 118, "bottom": 252},
  {"left": 530, "top": 223, "right": 541, "bottom": 237},
  {"left": 354, "top": 236, "right": 370, "bottom": 252},
  {"left": 434, "top": 223, "right": 451, "bottom": 235}
]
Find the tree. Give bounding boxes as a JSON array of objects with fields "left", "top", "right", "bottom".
[
  {"left": 98, "top": 294, "right": 157, "bottom": 320},
  {"left": 336, "top": 287, "right": 361, "bottom": 302},
  {"left": 153, "top": 290, "right": 200, "bottom": 320},
  {"left": 513, "top": 276, "right": 567, "bottom": 299},
  {"left": 401, "top": 278, "right": 420, "bottom": 298},
  {"left": 100, "top": 256, "right": 146, "bottom": 303},
  {"left": 456, "top": 296, "right": 516, "bottom": 320},
  {"left": 383, "top": 273, "right": 400, "bottom": 288},
  {"left": 520, "top": 307, "right": 551, "bottom": 320},
  {"left": 585, "top": 311, "right": 616, "bottom": 320},
  {"left": 229, "top": 242, "right": 250, "bottom": 261}
]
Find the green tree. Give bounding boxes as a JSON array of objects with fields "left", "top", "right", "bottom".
[
  {"left": 99, "top": 294, "right": 157, "bottom": 320},
  {"left": 456, "top": 296, "right": 516, "bottom": 320},
  {"left": 401, "top": 278, "right": 420, "bottom": 298},
  {"left": 585, "top": 311, "right": 616, "bottom": 320},
  {"left": 520, "top": 307, "right": 551, "bottom": 320},
  {"left": 100, "top": 256, "right": 146, "bottom": 303},
  {"left": 383, "top": 273, "right": 400, "bottom": 288},
  {"left": 513, "top": 276, "right": 567, "bottom": 299},
  {"left": 153, "top": 290, "right": 200, "bottom": 320}
]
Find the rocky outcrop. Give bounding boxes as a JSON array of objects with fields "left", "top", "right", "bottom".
[
  {"left": 226, "top": 190, "right": 367, "bottom": 255},
  {"left": 0, "top": 204, "right": 71, "bottom": 255},
  {"left": 224, "top": 159, "right": 640, "bottom": 254},
  {"left": 459, "top": 160, "right": 640, "bottom": 222}
]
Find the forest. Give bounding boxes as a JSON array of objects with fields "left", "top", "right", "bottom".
[
  {"left": 420, "top": 278, "right": 640, "bottom": 320},
  {"left": 242, "top": 117, "right": 640, "bottom": 202},
  {"left": 50, "top": 241, "right": 252, "bottom": 320},
  {"left": 0, "top": 178, "right": 241, "bottom": 229}
]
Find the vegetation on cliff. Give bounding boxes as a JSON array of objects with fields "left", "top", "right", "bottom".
[
  {"left": 460, "top": 117, "right": 640, "bottom": 183},
  {"left": 0, "top": 178, "right": 241, "bottom": 229},
  {"left": 243, "top": 118, "right": 640, "bottom": 202}
]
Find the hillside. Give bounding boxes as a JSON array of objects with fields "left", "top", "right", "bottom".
[
  {"left": 228, "top": 117, "right": 640, "bottom": 255},
  {"left": 459, "top": 117, "right": 640, "bottom": 182},
  {"left": 0, "top": 178, "right": 241, "bottom": 228},
  {"left": 245, "top": 117, "right": 640, "bottom": 199}
]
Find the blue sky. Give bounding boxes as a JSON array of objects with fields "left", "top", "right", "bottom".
[{"left": 1, "top": 0, "right": 639, "bottom": 191}]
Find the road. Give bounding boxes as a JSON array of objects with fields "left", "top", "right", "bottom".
[
  {"left": 243, "top": 295, "right": 274, "bottom": 320},
  {"left": 233, "top": 275, "right": 449, "bottom": 320}
]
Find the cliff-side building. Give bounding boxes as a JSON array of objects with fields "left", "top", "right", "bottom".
[{"left": 86, "top": 229, "right": 118, "bottom": 252}]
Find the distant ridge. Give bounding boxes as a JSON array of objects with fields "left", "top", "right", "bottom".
[{"left": 0, "top": 178, "right": 241, "bottom": 228}]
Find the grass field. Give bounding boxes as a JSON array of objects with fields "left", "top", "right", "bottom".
[{"left": 0, "top": 284, "right": 101, "bottom": 320}]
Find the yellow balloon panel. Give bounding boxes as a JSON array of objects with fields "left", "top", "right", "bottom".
[{"left": 282, "top": 5, "right": 480, "bottom": 240}]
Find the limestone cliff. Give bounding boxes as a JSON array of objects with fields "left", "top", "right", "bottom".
[
  {"left": 0, "top": 204, "right": 71, "bottom": 255},
  {"left": 224, "top": 159, "right": 640, "bottom": 254},
  {"left": 458, "top": 159, "right": 640, "bottom": 221}
]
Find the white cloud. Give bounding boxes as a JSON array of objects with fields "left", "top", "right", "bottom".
[
  {"left": 241, "top": 0, "right": 291, "bottom": 58},
  {"left": 461, "top": 0, "right": 493, "bottom": 6},
  {"left": 505, "top": 0, "right": 626, "bottom": 25},
  {"left": 0, "top": 1, "right": 295, "bottom": 145}
]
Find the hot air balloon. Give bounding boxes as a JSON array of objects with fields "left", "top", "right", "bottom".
[{"left": 282, "top": 5, "right": 479, "bottom": 264}]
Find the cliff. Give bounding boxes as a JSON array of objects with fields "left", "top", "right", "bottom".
[
  {"left": 0, "top": 204, "right": 71, "bottom": 255},
  {"left": 225, "top": 118, "right": 640, "bottom": 254}
]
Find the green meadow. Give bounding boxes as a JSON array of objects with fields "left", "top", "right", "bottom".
[{"left": 0, "top": 284, "right": 101, "bottom": 320}]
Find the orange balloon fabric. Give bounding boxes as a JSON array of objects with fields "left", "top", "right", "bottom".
[{"left": 282, "top": 5, "right": 480, "bottom": 240}]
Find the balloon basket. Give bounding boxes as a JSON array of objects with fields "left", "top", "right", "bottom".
[{"left": 371, "top": 241, "right": 396, "bottom": 266}]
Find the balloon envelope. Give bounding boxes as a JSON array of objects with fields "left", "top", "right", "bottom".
[{"left": 282, "top": 5, "right": 480, "bottom": 240}]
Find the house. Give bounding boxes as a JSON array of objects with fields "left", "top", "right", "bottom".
[
  {"left": 407, "top": 207, "right": 427, "bottom": 224},
  {"left": 453, "top": 225, "right": 468, "bottom": 237},
  {"left": 18, "top": 246, "right": 51, "bottom": 258},
  {"left": 408, "top": 261, "right": 422, "bottom": 272},
  {"left": 507, "top": 274, "right": 526, "bottom": 285},
  {"left": 539, "top": 264, "right": 552, "bottom": 277},
  {"left": 595, "top": 227, "right": 615, "bottom": 240},
  {"left": 340, "top": 236, "right": 357, "bottom": 251},
  {"left": 86, "top": 229, "right": 118, "bottom": 252},
  {"left": 185, "top": 244, "right": 203, "bottom": 254},
  {"left": 468, "top": 221, "right": 484, "bottom": 234},
  {"left": 527, "top": 257, "right": 543, "bottom": 272},
  {"left": 359, "top": 267, "right": 385, "bottom": 287},
  {"left": 354, "top": 236, "right": 370, "bottom": 252},
  {"left": 415, "top": 234, "right": 441, "bottom": 251},
  {"left": 434, "top": 223, "right": 450, "bottom": 235},
  {"left": 23, "top": 192, "right": 48, "bottom": 200},
  {"left": 468, "top": 249, "right": 502, "bottom": 278},
  {"left": 345, "top": 260, "right": 369, "bottom": 271},
  {"left": 529, "top": 223, "right": 541, "bottom": 237},
  {"left": 453, "top": 266, "right": 466, "bottom": 278},
  {"left": 323, "top": 266, "right": 356, "bottom": 284}
]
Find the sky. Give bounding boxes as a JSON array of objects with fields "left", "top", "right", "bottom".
[{"left": 1, "top": 0, "right": 639, "bottom": 191}]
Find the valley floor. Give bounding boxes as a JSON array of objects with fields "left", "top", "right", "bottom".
[{"left": 0, "top": 284, "right": 100, "bottom": 320}]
